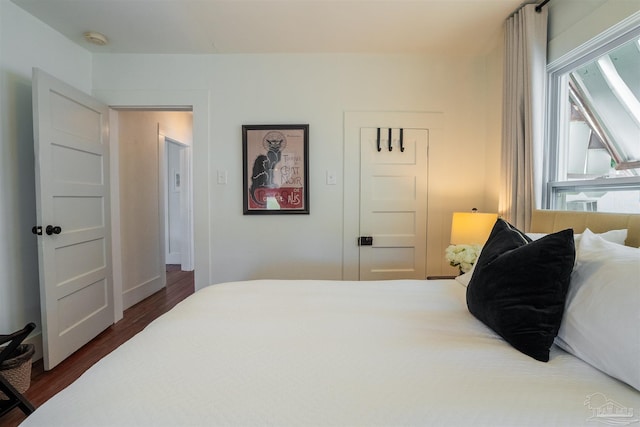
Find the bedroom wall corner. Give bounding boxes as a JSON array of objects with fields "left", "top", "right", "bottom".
[
  {"left": 0, "top": 0, "right": 93, "bottom": 356},
  {"left": 429, "top": 52, "right": 504, "bottom": 277},
  {"left": 483, "top": 36, "right": 504, "bottom": 213},
  {"left": 92, "top": 52, "right": 502, "bottom": 283}
]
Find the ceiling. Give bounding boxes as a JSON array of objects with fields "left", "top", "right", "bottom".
[{"left": 11, "top": 0, "right": 528, "bottom": 55}]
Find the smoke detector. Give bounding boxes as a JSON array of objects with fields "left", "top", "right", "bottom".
[{"left": 83, "top": 31, "right": 108, "bottom": 46}]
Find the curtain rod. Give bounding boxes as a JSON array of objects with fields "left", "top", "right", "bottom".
[{"left": 535, "top": 0, "right": 551, "bottom": 13}]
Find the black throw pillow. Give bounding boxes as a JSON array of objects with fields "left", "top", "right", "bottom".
[{"left": 466, "top": 219, "right": 575, "bottom": 362}]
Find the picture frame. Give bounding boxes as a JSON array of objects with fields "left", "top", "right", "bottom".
[{"left": 242, "top": 124, "right": 309, "bottom": 215}]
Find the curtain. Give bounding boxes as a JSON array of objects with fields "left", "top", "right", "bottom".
[{"left": 499, "top": 4, "right": 548, "bottom": 231}]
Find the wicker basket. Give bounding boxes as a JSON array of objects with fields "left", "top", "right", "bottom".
[{"left": 0, "top": 344, "right": 35, "bottom": 400}]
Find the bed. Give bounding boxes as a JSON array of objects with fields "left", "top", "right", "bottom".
[{"left": 21, "top": 210, "right": 640, "bottom": 426}]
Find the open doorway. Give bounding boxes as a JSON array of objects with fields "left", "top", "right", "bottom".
[
  {"left": 163, "top": 135, "right": 193, "bottom": 270},
  {"left": 113, "top": 109, "right": 194, "bottom": 311}
]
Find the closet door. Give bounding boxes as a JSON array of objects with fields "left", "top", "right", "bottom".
[{"left": 359, "top": 128, "right": 428, "bottom": 280}]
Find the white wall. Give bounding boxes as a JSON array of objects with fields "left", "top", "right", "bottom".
[
  {"left": 94, "top": 0, "right": 639, "bottom": 287},
  {"left": 483, "top": 39, "right": 504, "bottom": 212},
  {"left": 116, "top": 111, "right": 192, "bottom": 309},
  {"left": 92, "top": 52, "right": 503, "bottom": 283},
  {"left": 0, "top": 0, "right": 92, "bottom": 347},
  {"left": 548, "top": 0, "right": 640, "bottom": 63}
]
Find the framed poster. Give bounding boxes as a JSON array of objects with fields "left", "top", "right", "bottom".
[{"left": 242, "top": 124, "right": 309, "bottom": 214}]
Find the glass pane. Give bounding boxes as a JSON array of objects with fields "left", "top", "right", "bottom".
[
  {"left": 552, "top": 188, "right": 640, "bottom": 214},
  {"left": 566, "top": 36, "right": 640, "bottom": 178}
]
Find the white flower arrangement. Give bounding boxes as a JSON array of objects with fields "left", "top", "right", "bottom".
[{"left": 445, "top": 244, "right": 482, "bottom": 273}]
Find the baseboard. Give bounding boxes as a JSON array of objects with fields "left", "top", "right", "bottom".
[
  {"left": 24, "top": 331, "right": 43, "bottom": 362},
  {"left": 122, "top": 275, "right": 164, "bottom": 310}
]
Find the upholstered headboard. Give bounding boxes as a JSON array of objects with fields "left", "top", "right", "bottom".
[{"left": 530, "top": 210, "right": 640, "bottom": 248}]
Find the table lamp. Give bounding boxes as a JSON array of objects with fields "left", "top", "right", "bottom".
[
  {"left": 450, "top": 209, "right": 498, "bottom": 245},
  {"left": 446, "top": 209, "right": 498, "bottom": 274}
]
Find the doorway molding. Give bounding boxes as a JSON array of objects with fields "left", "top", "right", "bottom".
[
  {"left": 109, "top": 110, "right": 194, "bottom": 317},
  {"left": 100, "top": 89, "right": 210, "bottom": 322},
  {"left": 343, "top": 111, "right": 443, "bottom": 280}
]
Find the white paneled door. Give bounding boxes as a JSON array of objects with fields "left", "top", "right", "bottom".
[
  {"left": 165, "top": 139, "right": 183, "bottom": 265},
  {"left": 359, "top": 128, "right": 428, "bottom": 280},
  {"left": 32, "top": 68, "right": 114, "bottom": 370}
]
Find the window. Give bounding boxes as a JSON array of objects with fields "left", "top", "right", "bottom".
[{"left": 545, "top": 22, "right": 640, "bottom": 214}]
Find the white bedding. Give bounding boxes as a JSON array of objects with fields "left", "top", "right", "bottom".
[{"left": 22, "top": 279, "right": 640, "bottom": 426}]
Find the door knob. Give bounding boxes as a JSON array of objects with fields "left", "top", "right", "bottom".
[
  {"left": 32, "top": 226, "right": 42, "bottom": 235},
  {"left": 45, "top": 225, "right": 62, "bottom": 235}
]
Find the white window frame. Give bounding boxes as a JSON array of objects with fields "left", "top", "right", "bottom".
[{"left": 544, "top": 13, "right": 640, "bottom": 210}]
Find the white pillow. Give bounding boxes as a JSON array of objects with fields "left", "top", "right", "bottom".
[
  {"left": 455, "top": 271, "right": 472, "bottom": 287},
  {"left": 455, "top": 228, "right": 627, "bottom": 288},
  {"left": 454, "top": 247, "right": 482, "bottom": 287},
  {"left": 555, "top": 229, "right": 640, "bottom": 391},
  {"left": 525, "top": 232, "right": 548, "bottom": 241},
  {"left": 526, "top": 229, "right": 627, "bottom": 245}
]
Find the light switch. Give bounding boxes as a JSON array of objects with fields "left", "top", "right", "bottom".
[
  {"left": 217, "top": 170, "right": 227, "bottom": 184},
  {"left": 326, "top": 170, "right": 337, "bottom": 185}
]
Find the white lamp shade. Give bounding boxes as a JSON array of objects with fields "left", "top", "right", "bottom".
[{"left": 450, "top": 212, "right": 498, "bottom": 245}]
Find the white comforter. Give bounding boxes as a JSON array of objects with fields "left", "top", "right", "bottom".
[{"left": 22, "top": 279, "right": 640, "bottom": 426}]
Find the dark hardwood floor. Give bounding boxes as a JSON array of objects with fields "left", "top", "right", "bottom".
[{"left": 0, "top": 266, "right": 194, "bottom": 427}]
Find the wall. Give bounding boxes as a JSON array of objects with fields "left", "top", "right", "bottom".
[
  {"left": 0, "top": 1, "right": 92, "bottom": 347},
  {"left": 115, "top": 110, "right": 192, "bottom": 309},
  {"left": 93, "top": 52, "right": 503, "bottom": 283},
  {"left": 96, "top": 0, "right": 640, "bottom": 287},
  {"left": 483, "top": 39, "right": 504, "bottom": 212},
  {"left": 547, "top": 0, "right": 640, "bottom": 63}
]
